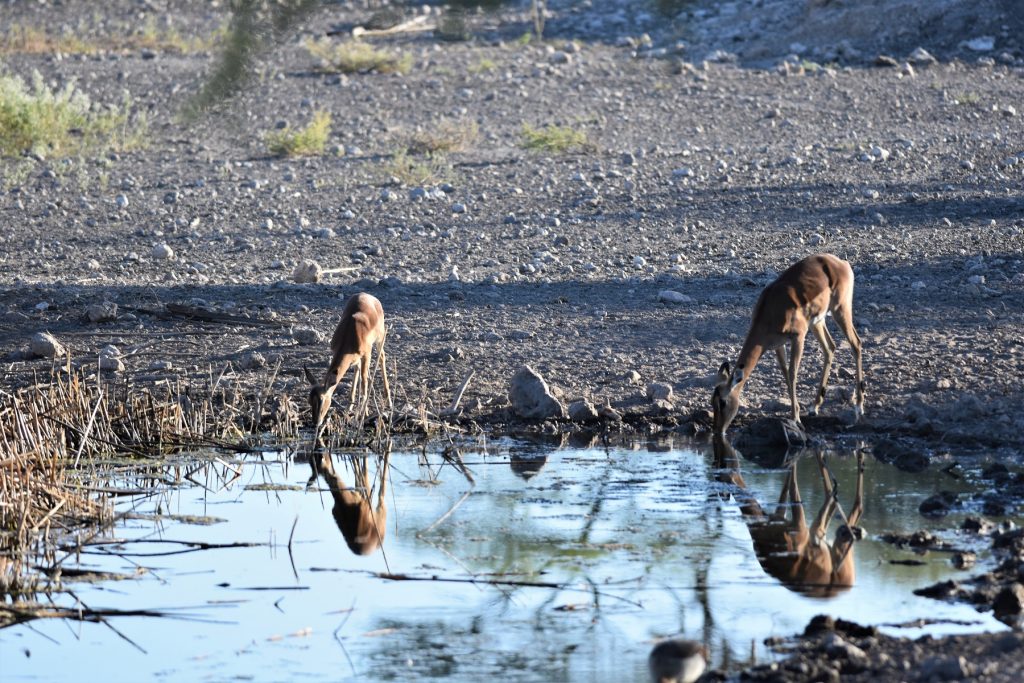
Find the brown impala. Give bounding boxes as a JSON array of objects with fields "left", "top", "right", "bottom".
[
  {"left": 712, "top": 253, "right": 864, "bottom": 434},
  {"left": 305, "top": 292, "right": 392, "bottom": 442}
]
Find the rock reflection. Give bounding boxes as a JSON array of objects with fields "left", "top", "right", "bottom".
[
  {"left": 713, "top": 435, "right": 866, "bottom": 597},
  {"left": 308, "top": 450, "right": 390, "bottom": 556}
]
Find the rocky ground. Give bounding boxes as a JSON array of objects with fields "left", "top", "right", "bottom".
[{"left": 1, "top": 0, "right": 1023, "bottom": 678}]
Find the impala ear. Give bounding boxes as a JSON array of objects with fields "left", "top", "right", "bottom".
[
  {"left": 717, "top": 362, "right": 731, "bottom": 384},
  {"left": 303, "top": 366, "right": 318, "bottom": 386}
]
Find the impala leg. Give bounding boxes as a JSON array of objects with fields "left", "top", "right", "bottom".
[
  {"left": 811, "top": 322, "right": 836, "bottom": 415},
  {"left": 378, "top": 334, "right": 392, "bottom": 413},
  {"left": 348, "top": 363, "right": 360, "bottom": 411},
  {"left": 833, "top": 304, "right": 865, "bottom": 419},
  {"left": 360, "top": 353, "right": 372, "bottom": 419},
  {"left": 787, "top": 334, "right": 806, "bottom": 424},
  {"left": 775, "top": 347, "right": 789, "bottom": 388}
]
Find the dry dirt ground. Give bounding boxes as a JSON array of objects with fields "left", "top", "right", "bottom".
[{"left": 1, "top": 0, "right": 1023, "bottom": 679}]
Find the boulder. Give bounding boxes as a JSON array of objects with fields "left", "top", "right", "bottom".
[{"left": 509, "top": 366, "right": 566, "bottom": 420}]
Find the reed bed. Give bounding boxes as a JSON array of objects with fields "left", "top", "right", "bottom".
[{"left": 0, "top": 362, "right": 302, "bottom": 599}]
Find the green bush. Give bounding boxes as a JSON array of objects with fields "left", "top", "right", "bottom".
[
  {"left": 305, "top": 38, "right": 412, "bottom": 75},
  {"left": 0, "top": 70, "right": 145, "bottom": 157},
  {"left": 265, "top": 110, "right": 331, "bottom": 156},
  {"left": 520, "top": 123, "right": 591, "bottom": 154}
]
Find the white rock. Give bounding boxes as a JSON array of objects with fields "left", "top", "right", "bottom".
[
  {"left": 673, "top": 167, "right": 694, "bottom": 178},
  {"left": 633, "top": 255, "right": 647, "bottom": 268},
  {"left": 30, "top": 332, "right": 65, "bottom": 358},
  {"left": 964, "top": 36, "right": 995, "bottom": 52},
  {"left": 658, "top": 289, "right": 693, "bottom": 304},
  {"left": 646, "top": 382, "right": 674, "bottom": 402},
  {"left": 292, "top": 259, "right": 323, "bottom": 283},
  {"left": 568, "top": 399, "right": 599, "bottom": 422},
  {"left": 152, "top": 243, "right": 174, "bottom": 260}
]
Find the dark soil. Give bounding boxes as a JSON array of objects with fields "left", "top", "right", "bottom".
[{"left": 1, "top": 0, "right": 1022, "bottom": 679}]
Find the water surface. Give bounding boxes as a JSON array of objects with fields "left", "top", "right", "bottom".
[{"left": 0, "top": 437, "right": 1006, "bottom": 681}]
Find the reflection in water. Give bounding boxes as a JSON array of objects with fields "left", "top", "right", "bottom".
[
  {"left": 712, "top": 435, "right": 865, "bottom": 598},
  {"left": 308, "top": 450, "right": 390, "bottom": 556}
]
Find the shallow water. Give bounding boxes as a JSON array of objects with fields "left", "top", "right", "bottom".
[{"left": 0, "top": 437, "right": 1008, "bottom": 682}]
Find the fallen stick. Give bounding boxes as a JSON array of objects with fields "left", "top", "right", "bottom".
[{"left": 441, "top": 370, "right": 474, "bottom": 417}]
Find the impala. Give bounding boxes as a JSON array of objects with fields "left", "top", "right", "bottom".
[
  {"left": 712, "top": 253, "right": 864, "bottom": 434},
  {"left": 305, "top": 292, "right": 392, "bottom": 442}
]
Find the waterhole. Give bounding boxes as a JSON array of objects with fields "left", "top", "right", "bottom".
[{"left": 0, "top": 436, "right": 1007, "bottom": 681}]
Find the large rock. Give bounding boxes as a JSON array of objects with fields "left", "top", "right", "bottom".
[
  {"left": 568, "top": 398, "right": 599, "bottom": 423},
  {"left": 510, "top": 366, "right": 566, "bottom": 420},
  {"left": 30, "top": 332, "right": 65, "bottom": 358}
]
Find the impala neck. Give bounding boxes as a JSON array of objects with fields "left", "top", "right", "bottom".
[{"left": 734, "top": 339, "right": 765, "bottom": 389}]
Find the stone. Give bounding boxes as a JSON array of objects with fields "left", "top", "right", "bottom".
[
  {"left": 292, "top": 259, "right": 323, "bottom": 283},
  {"left": 509, "top": 365, "right": 566, "bottom": 420},
  {"left": 30, "top": 331, "right": 65, "bottom": 358},
  {"left": 86, "top": 302, "right": 118, "bottom": 323},
  {"left": 646, "top": 382, "right": 674, "bottom": 402},
  {"left": 919, "top": 656, "right": 970, "bottom": 681},
  {"left": 152, "top": 243, "right": 174, "bottom": 260},
  {"left": 292, "top": 327, "right": 326, "bottom": 346},
  {"left": 568, "top": 399, "right": 599, "bottom": 423},
  {"left": 548, "top": 50, "right": 572, "bottom": 65},
  {"left": 659, "top": 289, "right": 693, "bottom": 304},
  {"left": 964, "top": 36, "right": 995, "bottom": 52},
  {"left": 919, "top": 491, "right": 959, "bottom": 517},
  {"left": 908, "top": 47, "right": 937, "bottom": 65},
  {"left": 993, "top": 583, "right": 1024, "bottom": 619},
  {"left": 238, "top": 351, "right": 267, "bottom": 370}
]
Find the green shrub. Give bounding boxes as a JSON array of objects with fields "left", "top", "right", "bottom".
[
  {"left": 520, "top": 122, "right": 591, "bottom": 154},
  {"left": 0, "top": 70, "right": 146, "bottom": 157},
  {"left": 305, "top": 38, "right": 412, "bottom": 74},
  {"left": 265, "top": 110, "right": 331, "bottom": 156}
]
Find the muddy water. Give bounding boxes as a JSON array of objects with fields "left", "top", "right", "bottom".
[{"left": 0, "top": 438, "right": 1008, "bottom": 682}]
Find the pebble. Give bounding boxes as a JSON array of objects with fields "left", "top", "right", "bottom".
[
  {"left": 86, "top": 302, "right": 118, "bottom": 323},
  {"left": 152, "top": 243, "right": 174, "bottom": 260},
  {"left": 315, "top": 227, "right": 336, "bottom": 239},
  {"left": 646, "top": 382, "right": 674, "bottom": 402},
  {"left": 908, "top": 47, "right": 937, "bottom": 65},
  {"left": 918, "top": 655, "right": 970, "bottom": 681},
  {"left": 633, "top": 255, "right": 647, "bottom": 268},
  {"left": 30, "top": 331, "right": 65, "bottom": 358},
  {"left": 658, "top": 289, "right": 693, "bottom": 304},
  {"left": 672, "top": 167, "right": 694, "bottom": 178},
  {"left": 115, "top": 194, "right": 129, "bottom": 208},
  {"left": 568, "top": 399, "right": 599, "bottom": 422},
  {"left": 292, "top": 259, "right": 322, "bottom": 283},
  {"left": 238, "top": 351, "right": 267, "bottom": 370},
  {"left": 451, "top": 202, "right": 467, "bottom": 214},
  {"left": 292, "top": 327, "right": 326, "bottom": 346}
]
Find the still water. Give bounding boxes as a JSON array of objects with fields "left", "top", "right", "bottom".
[{"left": 0, "top": 437, "right": 1007, "bottom": 681}]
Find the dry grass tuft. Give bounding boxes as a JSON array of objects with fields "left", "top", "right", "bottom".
[
  {"left": 520, "top": 122, "right": 592, "bottom": 154},
  {"left": 406, "top": 118, "right": 478, "bottom": 156}
]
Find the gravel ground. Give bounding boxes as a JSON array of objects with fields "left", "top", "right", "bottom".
[{"left": 1, "top": 0, "right": 1023, "bottom": 677}]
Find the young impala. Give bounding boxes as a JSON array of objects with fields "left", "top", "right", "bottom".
[
  {"left": 712, "top": 253, "right": 864, "bottom": 434},
  {"left": 305, "top": 292, "right": 392, "bottom": 442}
]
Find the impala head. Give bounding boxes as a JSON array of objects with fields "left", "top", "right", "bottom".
[
  {"left": 305, "top": 367, "right": 336, "bottom": 443},
  {"left": 711, "top": 362, "right": 743, "bottom": 434}
]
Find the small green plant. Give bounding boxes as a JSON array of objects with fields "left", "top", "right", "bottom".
[
  {"left": 265, "top": 110, "right": 332, "bottom": 156},
  {"left": 520, "top": 122, "right": 591, "bottom": 154},
  {"left": 953, "top": 91, "right": 980, "bottom": 105},
  {"left": 514, "top": 31, "right": 533, "bottom": 47},
  {"left": 406, "top": 119, "right": 478, "bottom": 155},
  {"left": 0, "top": 70, "right": 146, "bottom": 157},
  {"left": 305, "top": 38, "right": 412, "bottom": 74},
  {"left": 384, "top": 148, "right": 453, "bottom": 186},
  {"left": 468, "top": 57, "right": 497, "bottom": 74}
]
